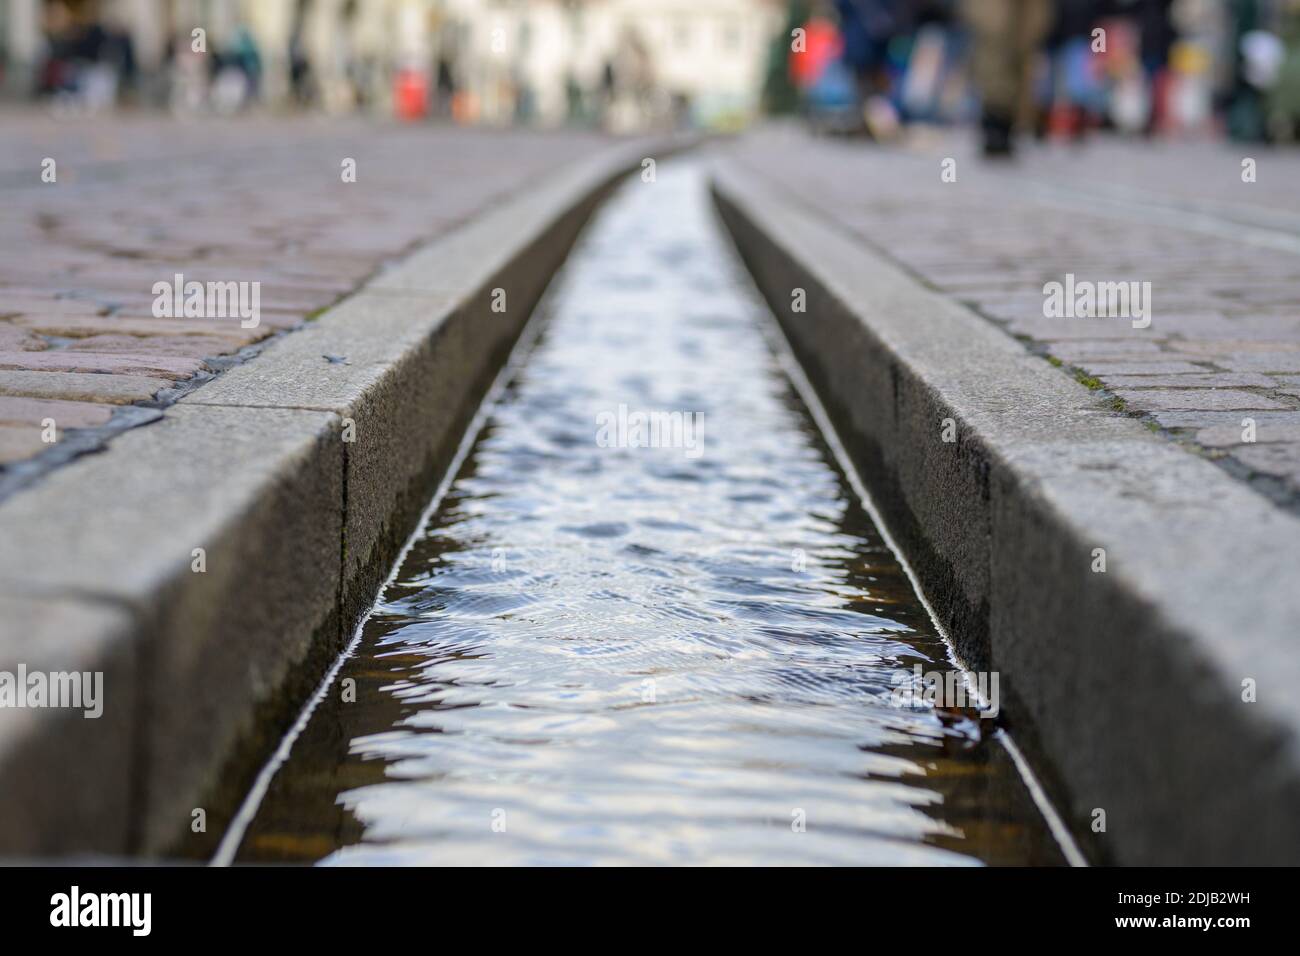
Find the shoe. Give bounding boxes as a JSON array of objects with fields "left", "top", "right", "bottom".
[{"left": 981, "top": 111, "right": 1014, "bottom": 158}]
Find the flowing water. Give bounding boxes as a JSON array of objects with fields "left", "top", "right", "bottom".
[{"left": 230, "top": 162, "right": 1065, "bottom": 866}]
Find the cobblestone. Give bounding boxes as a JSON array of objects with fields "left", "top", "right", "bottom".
[
  {"left": 1197, "top": 423, "right": 1300, "bottom": 446},
  {"left": 0, "top": 369, "right": 170, "bottom": 404},
  {"left": 1080, "top": 362, "right": 1208, "bottom": 374},
  {"left": 1145, "top": 410, "right": 1300, "bottom": 430},
  {"left": 1233, "top": 444, "right": 1300, "bottom": 480},
  {"left": 1104, "top": 373, "right": 1276, "bottom": 388},
  {"left": 725, "top": 129, "right": 1300, "bottom": 506},
  {"left": 1114, "top": 388, "right": 1290, "bottom": 411},
  {"left": 0, "top": 323, "right": 46, "bottom": 351},
  {"left": 0, "top": 350, "right": 207, "bottom": 379},
  {"left": 0, "top": 425, "right": 48, "bottom": 462},
  {"left": 0, "top": 112, "right": 610, "bottom": 476},
  {"left": 0, "top": 395, "right": 113, "bottom": 431}
]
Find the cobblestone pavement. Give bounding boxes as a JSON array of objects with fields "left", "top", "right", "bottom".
[
  {"left": 0, "top": 111, "right": 610, "bottom": 476},
  {"left": 722, "top": 127, "right": 1300, "bottom": 509}
]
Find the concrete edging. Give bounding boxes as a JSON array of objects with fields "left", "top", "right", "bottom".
[
  {"left": 0, "top": 136, "right": 676, "bottom": 858},
  {"left": 712, "top": 161, "right": 1300, "bottom": 865}
]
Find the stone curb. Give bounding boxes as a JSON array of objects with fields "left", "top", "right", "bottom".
[
  {"left": 712, "top": 161, "right": 1300, "bottom": 865},
  {"left": 0, "top": 136, "right": 680, "bottom": 857}
]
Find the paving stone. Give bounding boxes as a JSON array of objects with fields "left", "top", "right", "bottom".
[
  {"left": 1114, "top": 388, "right": 1290, "bottom": 411},
  {"left": 1008, "top": 321, "right": 1159, "bottom": 340},
  {"left": 0, "top": 296, "right": 104, "bottom": 317},
  {"left": 64, "top": 334, "right": 250, "bottom": 358},
  {"left": 12, "top": 314, "right": 269, "bottom": 345},
  {"left": 1218, "top": 354, "right": 1300, "bottom": 372},
  {"left": 0, "top": 322, "right": 47, "bottom": 352},
  {"left": 0, "top": 369, "right": 169, "bottom": 404},
  {"left": 1046, "top": 341, "right": 1168, "bottom": 359},
  {"left": 1151, "top": 410, "right": 1300, "bottom": 429},
  {"left": 0, "top": 395, "right": 115, "bottom": 428},
  {"left": 1172, "top": 341, "right": 1300, "bottom": 356},
  {"left": 1197, "top": 423, "right": 1300, "bottom": 446},
  {"left": 113, "top": 310, "right": 306, "bottom": 330},
  {"left": 1073, "top": 361, "right": 1208, "bottom": 375},
  {"left": 1230, "top": 443, "right": 1300, "bottom": 480},
  {"left": 0, "top": 350, "right": 207, "bottom": 380},
  {"left": 1104, "top": 373, "right": 1274, "bottom": 388},
  {"left": 0, "top": 424, "right": 51, "bottom": 463}
]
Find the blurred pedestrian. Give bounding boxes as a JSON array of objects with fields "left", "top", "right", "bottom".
[
  {"left": 1224, "top": 0, "right": 1273, "bottom": 140},
  {"left": 210, "top": 25, "right": 261, "bottom": 115},
  {"left": 1269, "top": 0, "right": 1300, "bottom": 140},
  {"left": 790, "top": 8, "right": 859, "bottom": 132},
  {"left": 962, "top": 0, "right": 1054, "bottom": 155},
  {"left": 1136, "top": 0, "right": 1177, "bottom": 132},
  {"left": 898, "top": 1, "right": 967, "bottom": 125},
  {"left": 39, "top": 0, "right": 133, "bottom": 112},
  {"left": 763, "top": 0, "right": 813, "bottom": 115},
  {"left": 1043, "top": 0, "right": 1105, "bottom": 141},
  {"left": 835, "top": 0, "right": 905, "bottom": 135}
]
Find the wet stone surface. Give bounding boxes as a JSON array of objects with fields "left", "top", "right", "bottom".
[{"left": 234, "top": 163, "right": 1063, "bottom": 866}]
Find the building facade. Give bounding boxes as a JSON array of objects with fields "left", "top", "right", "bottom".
[{"left": 0, "top": 0, "right": 781, "bottom": 129}]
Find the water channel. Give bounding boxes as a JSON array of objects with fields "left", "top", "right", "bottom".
[{"left": 227, "top": 162, "right": 1066, "bottom": 866}]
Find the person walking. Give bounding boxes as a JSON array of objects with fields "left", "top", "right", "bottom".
[{"left": 962, "top": 0, "right": 1054, "bottom": 155}]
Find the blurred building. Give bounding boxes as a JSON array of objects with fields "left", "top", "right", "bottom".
[
  {"left": 437, "top": 0, "right": 783, "bottom": 129},
  {"left": 0, "top": 0, "right": 783, "bottom": 129}
]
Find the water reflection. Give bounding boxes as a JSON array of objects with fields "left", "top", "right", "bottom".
[{"left": 235, "top": 162, "right": 1063, "bottom": 865}]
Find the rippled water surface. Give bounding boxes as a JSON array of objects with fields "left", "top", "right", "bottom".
[{"left": 235, "top": 163, "right": 1064, "bottom": 865}]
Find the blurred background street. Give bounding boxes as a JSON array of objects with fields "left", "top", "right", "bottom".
[
  {"left": 0, "top": 0, "right": 780, "bottom": 130},
  {"left": 1, "top": 1, "right": 1299, "bottom": 144}
]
